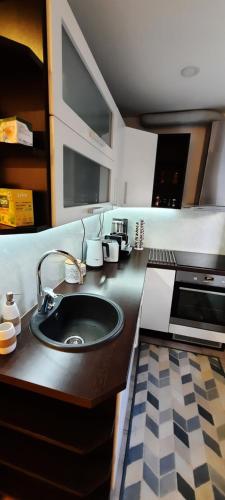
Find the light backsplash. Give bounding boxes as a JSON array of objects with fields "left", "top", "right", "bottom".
[
  {"left": 1, "top": 207, "right": 225, "bottom": 320},
  {"left": 0, "top": 215, "right": 100, "bottom": 318},
  {"left": 104, "top": 207, "right": 225, "bottom": 255}
]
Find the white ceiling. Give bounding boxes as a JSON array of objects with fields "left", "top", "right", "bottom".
[{"left": 69, "top": 0, "right": 225, "bottom": 115}]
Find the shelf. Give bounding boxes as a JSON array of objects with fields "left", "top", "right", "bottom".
[
  {"left": 0, "top": 35, "right": 43, "bottom": 78},
  {"left": 0, "top": 425, "right": 112, "bottom": 497},
  {"left": 0, "top": 131, "right": 47, "bottom": 158},
  {"left": 0, "top": 224, "right": 49, "bottom": 235},
  {"left": 0, "top": 464, "right": 110, "bottom": 500},
  {"left": 0, "top": 383, "right": 114, "bottom": 455}
]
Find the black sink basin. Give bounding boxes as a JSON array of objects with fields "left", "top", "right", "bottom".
[{"left": 30, "top": 293, "right": 124, "bottom": 352}]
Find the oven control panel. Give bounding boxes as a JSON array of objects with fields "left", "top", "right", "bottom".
[{"left": 176, "top": 270, "right": 225, "bottom": 287}]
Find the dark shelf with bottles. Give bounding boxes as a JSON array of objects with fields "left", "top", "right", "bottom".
[{"left": 152, "top": 133, "right": 190, "bottom": 209}]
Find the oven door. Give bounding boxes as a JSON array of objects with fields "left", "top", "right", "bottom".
[{"left": 169, "top": 280, "right": 225, "bottom": 343}]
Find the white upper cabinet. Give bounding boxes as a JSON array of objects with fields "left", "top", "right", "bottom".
[
  {"left": 50, "top": 117, "right": 115, "bottom": 226},
  {"left": 46, "top": 0, "right": 117, "bottom": 161},
  {"left": 121, "top": 127, "right": 158, "bottom": 206}
]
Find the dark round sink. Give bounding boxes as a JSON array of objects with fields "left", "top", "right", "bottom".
[{"left": 30, "top": 293, "right": 124, "bottom": 352}]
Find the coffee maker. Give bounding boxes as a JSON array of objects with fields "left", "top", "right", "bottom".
[{"left": 105, "top": 218, "right": 132, "bottom": 259}]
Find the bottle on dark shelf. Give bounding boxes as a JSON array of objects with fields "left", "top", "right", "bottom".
[
  {"left": 172, "top": 171, "right": 180, "bottom": 185},
  {"left": 154, "top": 195, "right": 161, "bottom": 207},
  {"left": 159, "top": 169, "right": 166, "bottom": 184},
  {"left": 172, "top": 198, "right": 177, "bottom": 208}
]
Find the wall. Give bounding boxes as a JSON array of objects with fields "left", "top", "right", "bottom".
[
  {"left": 104, "top": 207, "right": 225, "bottom": 255},
  {"left": 0, "top": 215, "right": 100, "bottom": 317}
]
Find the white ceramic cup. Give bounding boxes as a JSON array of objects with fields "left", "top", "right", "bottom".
[{"left": 0, "top": 322, "right": 17, "bottom": 355}]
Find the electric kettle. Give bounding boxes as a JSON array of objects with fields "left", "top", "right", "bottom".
[
  {"left": 86, "top": 238, "right": 103, "bottom": 268},
  {"left": 103, "top": 239, "right": 119, "bottom": 263}
]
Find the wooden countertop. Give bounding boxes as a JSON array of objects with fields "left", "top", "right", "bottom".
[{"left": 0, "top": 249, "right": 149, "bottom": 408}]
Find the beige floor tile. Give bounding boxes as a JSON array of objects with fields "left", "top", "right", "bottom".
[
  {"left": 140, "top": 480, "right": 159, "bottom": 500},
  {"left": 144, "top": 426, "right": 160, "bottom": 454},
  {"left": 195, "top": 481, "right": 214, "bottom": 500},
  {"left": 135, "top": 390, "right": 148, "bottom": 406},
  {"left": 144, "top": 446, "right": 159, "bottom": 476},
  {"left": 175, "top": 437, "right": 191, "bottom": 465},
  {"left": 206, "top": 448, "right": 225, "bottom": 477},
  {"left": 159, "top": 420, "right": 173, "bottom": 439},
  {"left": 159, "top": 434, "right": 175, "bottom": 458},
  {"left": 208, "top": 464, "right": 225, "bottom": 493},
  {"left": 124, "top": 459, "right": 143, "bottom": 487},
  {"left": 175, "top": 454, "right": 195, "bottom": 489}
]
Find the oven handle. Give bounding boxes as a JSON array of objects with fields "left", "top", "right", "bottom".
[{"left": 179, "top": 287, "right": 225, "bottom": 296}]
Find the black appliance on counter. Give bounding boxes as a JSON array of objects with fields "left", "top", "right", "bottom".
[{"left": 105, "top": 218, "right": 132, "bottom": 259}]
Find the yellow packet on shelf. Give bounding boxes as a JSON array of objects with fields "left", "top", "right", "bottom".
[{"left": 0, "top": 189, "right": 34, "bottom": 227}]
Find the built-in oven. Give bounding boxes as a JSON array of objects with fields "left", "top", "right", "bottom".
[{"left": 169, "top": 270, "right": 225, "bottom": 349}]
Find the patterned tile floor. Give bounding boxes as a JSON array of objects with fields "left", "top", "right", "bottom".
[{"left": 121, "top": 344, "right": 225, "bottom": 500}]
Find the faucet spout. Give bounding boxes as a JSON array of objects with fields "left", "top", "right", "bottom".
[{"left": 37, "top": 249, "right": 83, "bottom": 313}]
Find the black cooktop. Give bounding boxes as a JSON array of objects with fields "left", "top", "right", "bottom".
[
  {"left": 148, "top": 248, "right": 225, "bottom": 273},
  {"left": 175, "top": 251, "right": 225, "bottom": 272}
]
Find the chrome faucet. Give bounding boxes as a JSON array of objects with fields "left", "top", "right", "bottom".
[{"left": 37, "top": 249, "right": 83, "bottom": 314}]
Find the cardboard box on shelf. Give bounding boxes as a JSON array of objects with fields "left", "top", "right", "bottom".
[
  {"left": 0, "top": 117, "right": 33, "bottom": 146},
  {"left": 0, "top": 189, "right": 34, "bottom": 227}
]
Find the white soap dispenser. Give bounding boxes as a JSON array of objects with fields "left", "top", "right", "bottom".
[{"left": 2, "top": 292, "right": 21, "bottom": 336}]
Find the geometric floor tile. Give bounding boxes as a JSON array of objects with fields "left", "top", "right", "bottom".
[{"left": 121, "top": 344, "right": 225, "bottom": 500}]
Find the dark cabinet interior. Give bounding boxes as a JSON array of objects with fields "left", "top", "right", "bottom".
[
  {"left": 0, "top": 0, "right": 51, "bottom": 234},
  {"left": 0, "top": 383, "right": 115, "bottom": 499},
  {"left": 152, "top": 133, "right": 190, "bottom": 209}
]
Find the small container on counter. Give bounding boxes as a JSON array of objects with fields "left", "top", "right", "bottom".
[
  {"left": 2, "top": 291, "right": 21, "bottom": 335},
  {"left": 64, "top": 258, "right": 86, "bottom": 284},
  {"left": 0, "top": 322, "right": 17, "bottom": 355}
]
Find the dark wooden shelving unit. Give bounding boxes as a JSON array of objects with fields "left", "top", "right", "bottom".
[
  {"left": 0, "top": 0, "right": 51, "bottom": 235},
  {"left": 0, "top": 383, "right": 114, "bottom": 455},
  {"left": 152, "top": 133, "right": 191, "bottom": 209},
  {"left": 0, "top": 426, "right": 112, "bottom": 497},
  {"left": 0, "top": 383, "right": 115, "bottom": 499}
]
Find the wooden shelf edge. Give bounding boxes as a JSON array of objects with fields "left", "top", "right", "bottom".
[
  {"left": 0, "top": 224, "right": 49, "bottom": 235},
  {"left": 0, "top": 419, "right": 113, "bottom": 456},
  {"left": 0, "top": 458, "right": 111, "bottom": 498}
]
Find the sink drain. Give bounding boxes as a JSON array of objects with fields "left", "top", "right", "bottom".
[{"left": 64, "top": 335, "right": 85, "bottom": 345}]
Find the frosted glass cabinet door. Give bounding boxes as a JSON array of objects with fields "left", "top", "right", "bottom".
[
  {"left": 62, "top": 28, "right": 112, "bottom": 148},
  {"left": 63, "top": 146, "right": 110, "bottom": 207},
  {"left": 47, "top": 0, "right": 115, "bottom": 160},
  {"left": 50, "top": 117, "right": 114, "bottom": 226}
]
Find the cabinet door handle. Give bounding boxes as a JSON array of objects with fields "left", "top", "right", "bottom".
[{"left": 123, "top": 181, "right": 128, "bottom": 204}]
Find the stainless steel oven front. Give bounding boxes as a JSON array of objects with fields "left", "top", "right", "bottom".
[{"left": 169, "top": 270, "right": 225, "bottom": 348}]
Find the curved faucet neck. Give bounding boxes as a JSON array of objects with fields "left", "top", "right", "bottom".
[{"left": 37, "top": 249, "right": 83, "bottom": 313}]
